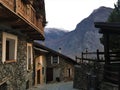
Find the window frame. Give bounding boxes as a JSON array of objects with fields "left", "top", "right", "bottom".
[
  {"left": 27, "top": 43, "right": 33, "bottom": 70},
  {"left": 2, "top": 32, "right": 18, "bottom": 63},
  {"left": 51, "top": 55, "right": 59, "bottom": 64},
  {"left": 66, "top": 68, "right": 72, "bottom": 77}
]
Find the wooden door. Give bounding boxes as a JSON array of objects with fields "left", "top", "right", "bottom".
[
  {"left": 37, "top": 69, "right": 41, "bottom": 84},
  {"left": 46, "top": 68, "right": 53, "bottom": 82}
]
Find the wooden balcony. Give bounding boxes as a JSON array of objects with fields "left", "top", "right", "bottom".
[{"left": 0, "top": 0, "right": 45, "bottom": 40}]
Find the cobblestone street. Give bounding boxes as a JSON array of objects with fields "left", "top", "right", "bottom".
[{"left": 30, "top": 81, "right": 79, "bottom": 90}]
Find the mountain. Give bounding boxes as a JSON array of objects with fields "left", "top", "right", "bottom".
[
  {"left": 44, "top": 28, "right": 68, "bottom": 42},
  {"left": 42, "top": 6, "right": 113, "bottom": 59}
]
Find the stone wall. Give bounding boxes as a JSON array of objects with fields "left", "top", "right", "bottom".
[
  {"left": 73, "top": 63, "right": 119, "bottom": 90},
  {"left": 59, "top": 57, "right": 74, "bottom": 81},
  {"left": 73, "top": 63, "right": 103, "bottom": 90},
  {"left": 73, "top": 65, "right": 90, "bottom": 90},
  {"left": 0, "top": 30, "right": 34, "bottom": 90}
]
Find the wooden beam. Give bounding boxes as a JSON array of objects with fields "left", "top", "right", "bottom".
[
  {"left": 12, "top": 24, "right": 28, "bottom": 29},
  {"left": 0, "top": 17, "right": 18, "bottom": 23},
  {"left": 104, "top": 34, "right": 110, "bottom": 64},
  {"left": 24, "top": 31, "right": 39, "bottom": 35},
  {"left": 99, "top": 29, "right": 120, "bottom": 34}
]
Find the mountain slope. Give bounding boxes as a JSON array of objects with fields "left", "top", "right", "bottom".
[
  {"left": 43, "top": 6, "right": 113, "bottom": 58},
  {"left": 45, "top": 28, "right": 68, "bottom": 41}
]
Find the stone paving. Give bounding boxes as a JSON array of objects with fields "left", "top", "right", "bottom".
[{"left": 30, "top": 81, "right": 79, "bottom": 90}]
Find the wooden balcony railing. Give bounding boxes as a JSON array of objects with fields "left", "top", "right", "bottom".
[
  {"left": 16, "top": 0, "right": 44, "bottom": 34},
  {"left": 0, "top": 0, "right": 44, "bottom": 39},
  {"left": 0, "top": 0, "right": 14, "bottom": 11}
]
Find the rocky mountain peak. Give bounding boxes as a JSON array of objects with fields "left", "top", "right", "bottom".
[{"left": 40, "top": 6, "right": 113, "bottom": 59}]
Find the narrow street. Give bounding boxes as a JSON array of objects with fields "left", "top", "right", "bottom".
[{"left": 30, "top": 81, "right": 79, "bottom": 90}]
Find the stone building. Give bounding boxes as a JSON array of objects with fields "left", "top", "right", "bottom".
[
  {"left": 34, "top": 47, "right": 47, "bottom": 85},
  {"left": 34, "top": 42, "right": 78, "bottom": 84},
  {"left": 0, "top": 0, "right": 46, "bottom": 90}
]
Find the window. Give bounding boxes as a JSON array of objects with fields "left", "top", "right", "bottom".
[
  {"left": 67, "top": 68, "right": 72, "bottom": 77},
  {"left": 51, "top": 56, "right": 59, "bottom": 64},
  {"left": 27, "top": 43, "right": 33, "bottom": 70},
  {"left": 2, "top": 32, "right": 18, "bottom": 63},
  {"left": 42, "top": 67, "right": 44, "bottom": 75}
]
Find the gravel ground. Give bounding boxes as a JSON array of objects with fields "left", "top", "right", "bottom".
[{"left": 30, "top": 81, "right": 79, "bottom": 90}]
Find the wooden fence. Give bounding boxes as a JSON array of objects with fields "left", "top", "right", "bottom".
[{"left": 75, "top": 49, "right": 120, "bottom": 88}]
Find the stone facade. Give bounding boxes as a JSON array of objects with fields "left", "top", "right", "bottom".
[
  {"left": 46, "top": 54, "right": 75, "bottom": 82},
  {"left": 0, "top": 30, "right": 34, "bottom": 90}
]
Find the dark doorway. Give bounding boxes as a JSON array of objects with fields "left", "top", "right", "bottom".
[
  {"left": 46, "top": 68, "right": 53, "bottom": 82},
  {"left": 68, "top": 68, "right": 71, "bottom": 77},
  {"left": 0, "top": 82, "right": 7, "bottom": 90},
  {"left": 37, "top": 69, "right": 40, "bottom": 84},
  {"left": 26, "top": 80, "right": 29, "bottom": 89}
]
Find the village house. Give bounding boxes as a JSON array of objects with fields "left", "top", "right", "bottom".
[
  {"left": 34, "top": 42, "right": 78, "bottom": 85},
  {"left": 0, "top": 0, "right": 46, "bottom": 90}
]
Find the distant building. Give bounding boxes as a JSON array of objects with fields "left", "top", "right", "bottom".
[
  {"left": 34, "top": 42, "right": 78, "bottom": 85},
  {"left": 0, "top": 0, "right": 46, "bottom": 90}
]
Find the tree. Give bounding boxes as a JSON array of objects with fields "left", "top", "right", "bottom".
[
  {"left": 108, "top": 0, "right": 120, "bottom": 22},
  {"left": 100, "top": 0, "right": 120, "bottom": 51}
]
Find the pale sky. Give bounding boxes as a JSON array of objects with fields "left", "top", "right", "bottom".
[{"left": 45, "top": 0, "right": 117, "bottom": 31}]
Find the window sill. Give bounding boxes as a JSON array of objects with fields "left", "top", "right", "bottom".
[
  {"left": 4, "top": 60, "right": 16, "bottom": 63},
  {"left": 52, "top": 63, "right": 59, "bottom": 64}
]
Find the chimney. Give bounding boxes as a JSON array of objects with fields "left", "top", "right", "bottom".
[{"left": 58, "top": 48, "right": 61, "bottom": 53}]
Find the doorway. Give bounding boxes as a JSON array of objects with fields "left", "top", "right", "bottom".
[
  {"left": 46, "top": 68, "right": 53, "bottom": 82},
  {"left": 37, "top": 69, "right": 41, "bottom": 84}
]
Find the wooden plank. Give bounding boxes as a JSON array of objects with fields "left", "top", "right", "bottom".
[{"left": 104, "top": 76, "right": 119, "bottom": 84}]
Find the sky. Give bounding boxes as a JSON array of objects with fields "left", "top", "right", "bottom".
[{"left": 45, "top": 0, "right": 117, "bottom": 31}]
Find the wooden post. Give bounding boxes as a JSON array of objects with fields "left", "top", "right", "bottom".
[
  {"left": 81, "top": 52, "right": 83, "bottom": 63},
  {"left": 97, "top": 49, "right": 100, "bottom": 61},
  {"left": 119, "top": 66, "right": 120, "bottom": 90},
  {"left": 104, "top": 34, "right": 110, "bottom": 64}
]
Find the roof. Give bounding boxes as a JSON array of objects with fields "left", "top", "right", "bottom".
[
  {"left": 94, "top": 22, "right": 120, "bottom": 34},
  {"left": 34, "top": 42, "right": 79, "bottom": 65}
]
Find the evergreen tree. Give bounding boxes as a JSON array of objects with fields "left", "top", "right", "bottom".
[
  {"left": 108, "top": 0, "right": 120, "bottom": 22},
  {"left": 101, "top": 0, "right": 120, "bottom": 51}
]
